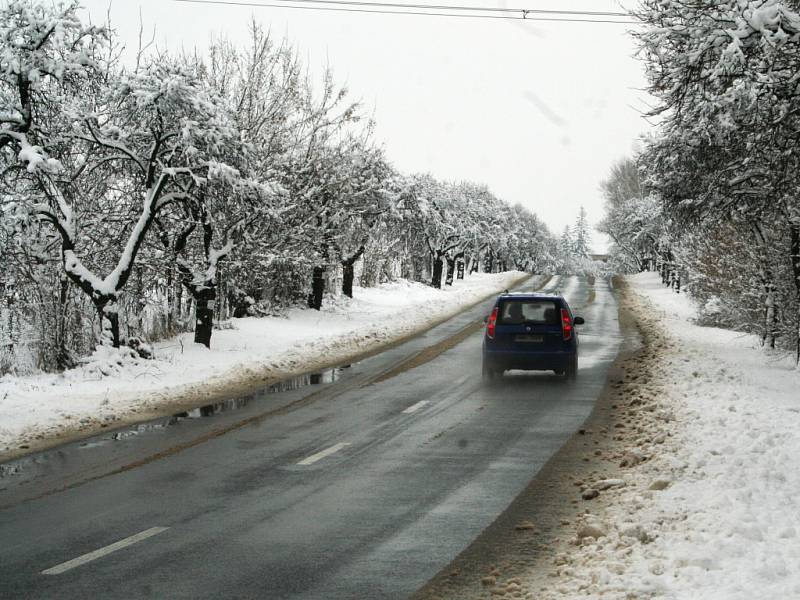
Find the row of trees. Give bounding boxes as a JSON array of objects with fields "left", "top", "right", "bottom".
[
  {"left": 0, "top": 0, "right": 557, "bottom": 374},
  {"left": 601, "top": 0, "right": 800, "bottom": 360}
]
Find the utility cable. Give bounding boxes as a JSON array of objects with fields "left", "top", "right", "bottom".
[
  {"left": 171, "top": 0, "right": 636, "bottom": 24},
  {"left": 180, "top": 0, "right": 629, "bottom": 17}
]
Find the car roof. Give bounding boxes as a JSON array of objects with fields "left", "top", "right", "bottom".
[{"left": 496, "top": 292, "right": 565, "bottom": 301}]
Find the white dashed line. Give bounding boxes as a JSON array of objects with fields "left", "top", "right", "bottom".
[
  {"left": 297, "top": 442, "right": 351, "bottom": 466},
  {"left": 42, "top": 526, "right": 169, "bottom": 575},
  {"left": 402, "top": 401, "right": 429, "bottom": 414}
]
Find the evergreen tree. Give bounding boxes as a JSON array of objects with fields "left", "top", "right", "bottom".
[
  {"left": 572, "top": 206, "right": 591, "bottom": 258},
  {"left": 559, "top": 225, "right": 574, "bottom": 265}
]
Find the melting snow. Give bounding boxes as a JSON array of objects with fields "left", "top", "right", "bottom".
[
  {"left": 525, "top": 272, "right": 800, "bottom": 599},
  {"left": 0, "top": 272, "right": 529, "bottom": 455}
]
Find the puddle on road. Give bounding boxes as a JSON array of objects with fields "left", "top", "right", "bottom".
[
  {"left": 0, "top": 365, "right": 353, "bottom": 481},
  {"left": 173, "top": 366, "right": 347, "bottom": 420}
]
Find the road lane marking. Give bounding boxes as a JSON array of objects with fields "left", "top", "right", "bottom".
[
  {"left": 403, "top": 400, "right": 429, "bottom": 414},
  {"left": 297, "top": 442, "right": 351, "bottom": 466},
  {"left": 42, "top": 526, "right": 169, "bottom": 575}
]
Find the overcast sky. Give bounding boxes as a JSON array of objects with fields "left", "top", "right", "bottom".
[{"left": 81, "top": 0, "right": 651, "bottom": 253}]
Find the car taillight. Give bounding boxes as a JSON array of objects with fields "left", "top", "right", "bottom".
[
  {"left": 561, "top": 308, "right": 573, "bottom": 341},
  {"left": 487, "top": 307, "right": 499, "bottom": 339}
]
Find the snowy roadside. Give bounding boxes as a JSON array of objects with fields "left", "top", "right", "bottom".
[
  {"left": 521, "top": 272, "right": 800, "bottom": 599},
  {"left": 0, "top": 272, "right": 534, "bottom": 460}
]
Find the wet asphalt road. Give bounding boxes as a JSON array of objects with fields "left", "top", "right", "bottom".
[{"left": 0, "top": 275, "right": 621, "bottom": 599}]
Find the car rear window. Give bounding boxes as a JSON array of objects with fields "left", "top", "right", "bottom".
[{"left": 498, "top": 300, "right": 560, "bottom": 324}]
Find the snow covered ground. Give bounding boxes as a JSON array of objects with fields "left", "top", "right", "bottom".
[
  {"left": 0, "top": 272, "right": 531, "bottom": 459},
  {"left": 527, "top": 272, "right": 800, "bottom": 599}
]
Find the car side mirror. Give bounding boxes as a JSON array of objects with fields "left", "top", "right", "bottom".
[{"left": 574, "top": 316, "right": 585, "bottom": 325}]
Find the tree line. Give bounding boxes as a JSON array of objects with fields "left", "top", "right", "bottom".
[
  {"left": 600, "top": 0, "right": 800, "bottom": 361},
  {"left": 0, "top": 0, "right": 558, "bottom": 374}
]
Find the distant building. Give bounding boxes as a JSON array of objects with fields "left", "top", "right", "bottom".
[{"left": 590, "top": 254, "right": 609, "bottom": 263}]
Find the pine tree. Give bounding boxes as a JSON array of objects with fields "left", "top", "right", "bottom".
[
  {"left": 572, "top": 206, "right": 591, "bottom": 258},
  {"left": 559, "top": 225, "right": 574, "bottom": 263}
]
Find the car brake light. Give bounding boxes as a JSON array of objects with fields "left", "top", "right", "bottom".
[
  {"left": 561, "top": 308, "right": 573, "bottom": 341},
  {"left": 487, "top": 307, "right": 499, "bottom": 339}
]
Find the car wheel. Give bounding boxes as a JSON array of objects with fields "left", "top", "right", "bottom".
[
  {"left": 565, "top": 356, "right": 578, "bottom": 382},
  {"left": 482, "top": 361, "right": 496, "bottom": 382}
]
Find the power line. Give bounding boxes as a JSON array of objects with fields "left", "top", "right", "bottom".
[
  {"left": 181, "top": 0, "right": 629, "bottom": 17},
  {"left": 171, "top": 0, "right": 636, "bottom": 24}
]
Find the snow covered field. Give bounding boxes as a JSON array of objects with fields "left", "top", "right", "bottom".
[
  {"left": 531, "top": 272, "right": 800, "bottom": 599},
  {"left": 0, "top": 272, "right": 530, "bottom": 459}
]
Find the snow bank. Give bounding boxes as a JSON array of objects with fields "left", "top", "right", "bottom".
[
  {"left": 0, "top": 272, "right": 529, "bottom": 457},
  {"left": 531, "top": 272, "right": 800, "bottom": 599},
  {"left": 626, "top": 273, "right": 800, "bottom": 599}
]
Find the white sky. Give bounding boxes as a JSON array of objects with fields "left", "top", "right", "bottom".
[{"left": 81, "top": 0, "right": 651, "bottom": 253}]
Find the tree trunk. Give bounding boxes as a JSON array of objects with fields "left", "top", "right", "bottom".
[
  {"left": 95, "top": 300, "right": 121, "bottom": 348},
  {"left": 343, "top": 263, "right": 356, "bottom": 298},
  {"left": 445, "top": 257, "right": 456, "bottom": 286},
  {"left": 3, "top": 285, "right": 15, "bottom": 365},
  {"left": 431, "top": 255, "right": 444, "bottom": 289},
  {"left": 56, "top": 278, "right": 73, "bottom": 370},
  {"left": 413, "top": 255, "right": 427, "bottom": 283},
  {"left": 750, "top": 221, "right": 779, "bottom": 349},
  {"left": 445, "top": 251, "right": 464, "bottom": 286},
  {"left": 789, "top": 219, "right": 800, "bottom": 363},
  {"left": 194, "top": 288, "right": 215, "bottom": 348},
  {"left": 308, "top": 266, "right": 326, "bottom": 310},
  {"left": 764, "top": 280, "right": 777, "bottom": 349},
  {"left": 341, "top": 245, "right": 366, "bottom": 298},
  {"left": 342, "top": 262, "right": 355, "bottom": 298},
  {"left": 176, "top": 284, "right": 184, "bottom": 328},
  {"left": 165, "top": 267, "right": 175, "bottom": 335},
  {"left": 176, "top": 264, "right": 218, "bottom": 348}
]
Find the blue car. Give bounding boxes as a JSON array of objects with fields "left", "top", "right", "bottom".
[{"left": 482, "top": 293, "right": 585, "bottom": 381}]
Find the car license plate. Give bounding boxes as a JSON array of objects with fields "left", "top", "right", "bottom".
[{"left": 515, "top": 334, "right": 543, "bottom": 343}]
